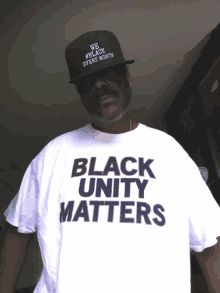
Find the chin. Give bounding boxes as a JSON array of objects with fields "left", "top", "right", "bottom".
[
  {"left": 92, "top": 110, "right": 128, "bottom": 125},
  {"left": 90, "top": 100, "right": 132, "bottom": 125}
]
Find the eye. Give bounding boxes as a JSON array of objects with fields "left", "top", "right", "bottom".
[
  {"left": 102, "top": 68, "right": 114, "bottom": 76},
  {"left": 115, "top": 66, "right": 126, "bottom": 75},
  {"left": 77, "top": 76, "right": 91, "bottom": 87},
  {"left": 75, "top": 78, "right": 91, "bottom": 95},
  {"left": 107, "top": 66, "right": 125, "bottom": 76},
  {"left": 106, "top": 69, "right": 113, "bottom": 73},
  {"left": 83, "top": 78, "right": 90, "bottom": 86}
]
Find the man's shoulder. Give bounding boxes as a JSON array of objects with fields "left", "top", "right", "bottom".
[
  {"left": 46, "top": 124, "right": 91, "bottom": 147},
  {"left": 139, "top": 124, "right": 178, "bottom": 144},
  {"left": 33, "top": 124, "right": 91, "bottom": 162},
  {"left": 139, "top": 123, "right": 189, "bottom": 157}
]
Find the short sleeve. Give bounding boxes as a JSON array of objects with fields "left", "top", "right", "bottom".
[
  {"left": 4, "top": 161, "right": 39, "bottom": 233},
  {"left": 185, "top": 156, "right": 220, "bottom": 252}
]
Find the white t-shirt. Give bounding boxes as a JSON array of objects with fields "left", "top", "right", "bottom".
[{"left": 4, "top": 123, "right": 220, "bottom": 293}]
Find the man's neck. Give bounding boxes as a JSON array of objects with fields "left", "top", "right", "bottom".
[{"left": 91, "top": 119, "right": 139, "bottom": 134}]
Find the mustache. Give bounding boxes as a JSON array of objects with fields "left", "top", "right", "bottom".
[
  {"left": 90, "top": 100, "right": 132, "bottom": 124},
  {"left": 95, "top": 88, "right": 118, "bottom": 100}
]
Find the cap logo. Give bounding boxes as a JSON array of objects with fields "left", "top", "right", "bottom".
[
  {"left": 82, "top": 42, "right": 114, "bottom": 68},
  {"left": 66, "top": 31, "right": 135, "bottom": 82},
  {"left": 89, "top": 43, "right": 99, "bottom": 51}
]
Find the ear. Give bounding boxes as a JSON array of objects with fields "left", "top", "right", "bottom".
[
  {"left": 73, "top": 84, "right": 80, "bottom": 95},
  {"left": 127, "top": 75, "right": 133, "bottom": 94}
]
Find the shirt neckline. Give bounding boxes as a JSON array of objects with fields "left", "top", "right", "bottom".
[{"left": 89, "top": 122, "right": 140, "bottom": 136}]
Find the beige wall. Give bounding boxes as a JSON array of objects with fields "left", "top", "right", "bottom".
[{"left": 1, "top": 0, "right": 220, "bottom": 289}]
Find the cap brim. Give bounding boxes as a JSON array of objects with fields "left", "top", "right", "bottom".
[{"left": 69, "top": 60, "right": 135, "bottom": 84}]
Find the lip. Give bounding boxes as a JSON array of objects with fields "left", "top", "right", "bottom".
[{"left": 99, "top": 95, "right": 115, "bottom": 104}]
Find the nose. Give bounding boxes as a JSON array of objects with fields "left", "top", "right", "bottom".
[{"left": 93, "top": 77, "right": 109, "bottom": 92}]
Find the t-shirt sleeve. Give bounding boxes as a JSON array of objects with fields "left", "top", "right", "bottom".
[
  {"left": 4, "top": 161, "right": 39, "bottom": 234},
  {"left": 184, "top": 153, "right": 220, "bottom": 252},
  {"left": 166, "top": 135, "right": 220, "bottom": 253}
]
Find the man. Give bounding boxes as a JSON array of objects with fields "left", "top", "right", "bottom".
[
  {"left": 66, "top": 30, "right": 138, "bottom": 133},
  {"left": 1, "top": 31, "right": 220, "bottom": 293}
]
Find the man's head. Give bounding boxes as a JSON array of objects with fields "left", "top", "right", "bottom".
[
  {"left": 65, "top": 31, "right": 135, "bottom": 125},
  {"left": 74, "top": 63, "right": 133, "bottom": 125}
]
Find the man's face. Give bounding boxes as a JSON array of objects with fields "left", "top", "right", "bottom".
[{"left": 74, "top": 65, "right": 132, "bottom": 124}]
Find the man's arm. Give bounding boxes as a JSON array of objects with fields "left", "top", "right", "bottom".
[
  {"left": 0, "top": 221, "right": 35, "bottom": 293},
  {"left": 193, "top": 236, "right": 220, "bottom": 293}
]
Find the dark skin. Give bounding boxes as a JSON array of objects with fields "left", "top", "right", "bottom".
[{"left": 73, "top": 65, "right": 139, "bottom": 134}]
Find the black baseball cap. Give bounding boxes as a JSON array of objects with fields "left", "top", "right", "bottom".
[{"left": 65, "top": 30, "right": 135, "bottom": 84}]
